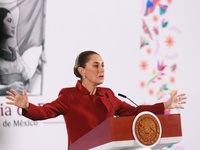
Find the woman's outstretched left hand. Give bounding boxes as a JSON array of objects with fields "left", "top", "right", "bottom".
[{"left": 164, "top": 91, "right": 187, "bottom": 109}]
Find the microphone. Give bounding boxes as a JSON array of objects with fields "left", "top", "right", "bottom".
[
  {"left": 105, "top": 93, "right": 119, "bottom": 117},
  {"left": 118, "top": 93, "right": 143, "bottom": 111}
]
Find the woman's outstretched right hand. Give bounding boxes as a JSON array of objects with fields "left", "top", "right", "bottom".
[{"left": 5, "top": 89, "right": 29, "bottom": 110}]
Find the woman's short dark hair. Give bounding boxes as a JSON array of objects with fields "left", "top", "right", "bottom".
[
  {"left": 0, "top": 7, "right": 10, "bottom": 31},
  {"left": 74, "top": 50, "right": 99, "bottom": 78}
]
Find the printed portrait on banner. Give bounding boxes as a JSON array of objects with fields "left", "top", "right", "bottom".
[{"left": 0, "top": 0, "right": 46, "bottom": 96}]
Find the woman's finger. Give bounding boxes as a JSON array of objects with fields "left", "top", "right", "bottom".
[
  {"left": 5, "top": 96, "right": 14, "bottom": 101},
  {"left": 6, "top": 90, "right": 15, "bottom": 97},
  {"left": 10, "top": 89, "right": 19, "bottom": 96},
  {"left": 23, "top": 89, "right": 28, "bottom": 97},
  {"left": 6, "top": 101, "right": 14, "bottom": 105}
]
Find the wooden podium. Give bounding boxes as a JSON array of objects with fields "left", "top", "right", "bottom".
[{"left": 69, "top": 113, "right": 182, "bottom": 150}]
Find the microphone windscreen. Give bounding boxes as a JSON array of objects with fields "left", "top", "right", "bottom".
[{"left": 118, "top": 93, "right": 127, "bottom": 98}]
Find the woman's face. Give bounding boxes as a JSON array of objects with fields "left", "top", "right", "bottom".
[
  {"left": 2, "top": 12, "right": 15, "bottom": 38},
  {"left": 82, "top": 54, "right": 105, "bottom": 86}
]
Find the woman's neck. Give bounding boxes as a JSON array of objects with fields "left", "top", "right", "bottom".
[
  {"left": 82, "top": 81, "right": 97, "bottom": 95},
  {"left": 0, "top": 38, "right": 11, "bottom": 53}
]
